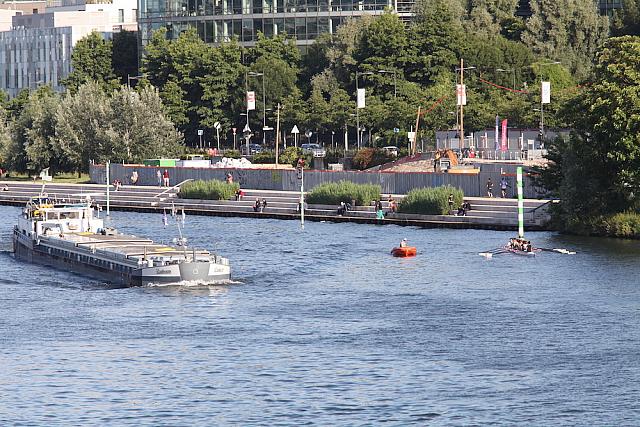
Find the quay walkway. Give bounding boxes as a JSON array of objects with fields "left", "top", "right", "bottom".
[{"left": 0, "top": 181, "right": 553, "bottom": 231}]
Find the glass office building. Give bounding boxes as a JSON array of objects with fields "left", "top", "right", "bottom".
[{"left": 138, "top": 0, "right": 414, "bottom": 47}]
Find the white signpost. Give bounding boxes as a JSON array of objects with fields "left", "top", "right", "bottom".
[
  {"left": 213, "top": 121, "right": 221, "bottom": 150},
  {"left": 291, "top": 125, "right": 300, "bottom": 148},
  {"left": 197, "top": 129, "right": 203, "bottom": 149}
]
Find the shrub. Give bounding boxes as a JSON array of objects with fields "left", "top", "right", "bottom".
[
  {"left": 593, "top": 212, "right": 640, "bottom": 238},
  {"left": 352, "top": 148, "right": 395, "bottom": 170},
  {"left": 252, "top": 151, "right": 276, "bottom": 164},
  {"left": 223, "top": 150, "right": 241, "bottom": 159},
  {"left": 280, "top": 147, "right": 312, "bottom": 167},
  {"left": 306, "top": 180, "right": 381, "bottom": 206},
  {"left": 179, "top": 179, "right": 239, "bottom": 200},
  {"left": 399, "top": 186, "right": 464, "bottom": 215}
]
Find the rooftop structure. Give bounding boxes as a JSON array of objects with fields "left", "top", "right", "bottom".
[{"left": 0, "top": 0, "right": 136, "bottom": 97}]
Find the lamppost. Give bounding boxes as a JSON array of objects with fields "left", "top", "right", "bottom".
[
  {"left": 378, "top": 69, "right": 397, "bottom": 99},
  {"left": 533, "top": 108, "right": 544, "bottom": 148},
  {"left": 537, "top": 61, "right": 560, "bottom": 148},
  {"left": 248, "top": 71, "right": 268, "bottom": 145},
  {"left": 127, "top": 74, "right": 144, "bottom": 88},
  {"left": 355, "top": 70, "right": 373, "bottom": 150},
  {"left": 454, "top": 60, "right": 476, "bottom": 146}
]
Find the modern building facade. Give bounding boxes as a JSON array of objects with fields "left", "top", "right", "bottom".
[
  {"left": 138, "top": 0, "right": 413, "bottom": 48},
  {"left": 0, "top": 0, "right": 137, "bottom": 97}
]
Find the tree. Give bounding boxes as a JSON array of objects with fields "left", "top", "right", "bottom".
[
  {"left": 143, "top": 28, "right": 245, "bottom": 147},
  {"left": 112, "top": 30, "right": 139, "bottom": 85},
  {"left": 247, "top": 32, "right": 301, "bottom": 70},
  {"left": 463, "top": 0, "right": 520, "bottom": 39},
  {"left": 54, "top": 82, "right": 183, "bottom": 172},
  {"left": 61, "top": 31, "right": 119, "bottom": 93},
  {"left": 522, "top": 0, "right": 609, "bottom": 80},
  {"left": 540, "top": 36, "right": 640, "bottom": 225},
  {"left": 4, "top": 87, "right": 61, "bottom": 174},
  {"left": 611, "top": 0, "right": 640, "bottom": 36},
  {"left": 408, "top": 0, "right": 466, "bottom": 85},
  {"left": 353, "top": 11, "right": 410, "bottom": 74}
]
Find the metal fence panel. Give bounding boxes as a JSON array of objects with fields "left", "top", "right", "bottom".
[{"left": 91, "top": 164, "right": 541, "bottom": 198}]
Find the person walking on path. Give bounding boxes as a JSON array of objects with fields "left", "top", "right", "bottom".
[
  {"left": 500, "top": 177, "right": 510, "bottom": 198},
  {"left": 156, "top": 170, "right": 162, "bottom": 187},
  {"left": 162, "top": 169, "right": 170, "bottom": 187},
  {"left": 130, "top": 170, "right": 138, "bottom": 185},
  {"left": 448, "top": 193, "right": 454, "bottom": 213},
  {"left": 486, "top": 178, "right": 494, "bottom": 198}
]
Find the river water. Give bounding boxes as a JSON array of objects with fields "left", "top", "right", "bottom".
[{"left": 0, "top": 205, "right": 639, "bottom": 426}]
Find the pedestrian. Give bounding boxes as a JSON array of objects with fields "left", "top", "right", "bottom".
[
  {"left": 156, "top": 169, "right": 162, "bottom": 187},
  {"left": 253, "top": 198, "right": 261, "bottom": 212},
  {"left": 130, "top": 170, "right": 138, "bottom": 185},
  {"left": 486, "top": 178, "right": 493, "bottom": 198},
  {"left": 500, "top": 177, "right": 510, "bottom": 198},
  {"left": 226, "top": 173, "right": 233, "bottom": 184},
  {"left": 448, "top": 193, "right": 454, "bottom": 213},
  {"left": 261, "top": 198, "right": 267, "bottom": 212},
  {"left": 235, "top": 188, "right": 243, "bottom": 201},
  {"left": 162, "top": 169, "right": 170, "bottom": 187}
]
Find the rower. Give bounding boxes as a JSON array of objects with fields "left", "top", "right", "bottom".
[{"left": 399, "top": 238, "right": 408, "bottom": 248}]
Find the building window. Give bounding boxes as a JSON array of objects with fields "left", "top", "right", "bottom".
[{"left": 118, "top": 9, "right": 125, "bottom": 23}]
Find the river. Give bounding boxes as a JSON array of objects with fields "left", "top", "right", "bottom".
[{"left": 1, "top": 205, "right": 638, "bottom": 425}]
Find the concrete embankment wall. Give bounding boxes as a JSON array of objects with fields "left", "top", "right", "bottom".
[{"left": 90, "top": 164, "right": 542, "bottom": 198}]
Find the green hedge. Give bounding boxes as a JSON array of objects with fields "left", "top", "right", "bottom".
[
  {"left": 252, "top": 151, "right": 276, "bottom": 164},
  {"left": 398, "top": 186, "right": 464, "bottom": 215},
  {"left": 179, "top": 180, "right": 239, "bottom": 200},
  {"left": 570, "top": 212, "right": 640, "bottom": 238},
  {"left": 306, "top": 180, "right": 381, "bottom": 206}
]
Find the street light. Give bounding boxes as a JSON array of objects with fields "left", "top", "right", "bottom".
[
  {"left": 248, "top": 71, "right": 267, "bottom": 145},
  {"left": 355, "top": 70, "right": 374, "bottom": 150},
  {"left": 454, "top": 60, "right": 476, "bottom": 146},
  {"left": 536, "top": 61, "right": 560, "bottom": 148},
  {"left": 127, "top": 74, "right": 144, "bottom": 88},
  {"left": 378, "top": 69, "right": 397, "bottom": 99}
]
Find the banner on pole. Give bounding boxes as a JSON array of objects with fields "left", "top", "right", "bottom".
[
  {"left": 501, "top": 119, "right": 508, "bottom": 152},
  {"left": 246, "top": 91, "right": 256, "bottom": 111},
  {"left": 494, "top": 115, "right": 500, "bottom": 150},
  {"left": 456, "top": 84, "right": 467, "bottom": 106},
  {"left": 357, "top": 88, "right": 366, "bottom": 109},
  {"left": 541, "top": 81, "right": 551, "bottom": 104}
]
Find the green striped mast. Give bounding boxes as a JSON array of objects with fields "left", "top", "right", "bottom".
[{"left": 517, "top": 166, "right": 524, "bottom": 238}]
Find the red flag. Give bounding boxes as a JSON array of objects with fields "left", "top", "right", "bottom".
[{"left": 500, "top": 119, "right": 508, "bottom": 152}]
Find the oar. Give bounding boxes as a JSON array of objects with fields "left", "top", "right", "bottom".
[
  {"left": 479, "top": 248, "right": 507, "bottom": 258},
  {"left": 538, "top": 247, "right": 577, "bottom": 255}
]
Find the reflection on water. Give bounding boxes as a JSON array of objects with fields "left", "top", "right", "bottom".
[{"left": 0, "top": 205, "right": 639, "bottom": 425}]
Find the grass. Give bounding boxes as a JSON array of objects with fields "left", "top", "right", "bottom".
[{"left": 0, "top": 172, "right": 91, "bottom": 184}]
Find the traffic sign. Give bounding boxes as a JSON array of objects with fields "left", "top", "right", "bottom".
[
  {"left": 232, "top": 127, "right": 237, "bottom": 134},
  {"left": 305, "top": 130, "right": 312, "bottom": 138},
  {"left": 291, "top": 125, "right": 299, "bottom": 134},
  {"left": 243, "top": 123, "right": 251, "bottom": 133},
  {"left": 393, "top": 127, "right": 400, "bottom": 133},
  {"left": 213, "top": 121, "right": 221, "bottom": 130},
  {"left": 197, "top": 129, "right": 203, "bottom": 136}
]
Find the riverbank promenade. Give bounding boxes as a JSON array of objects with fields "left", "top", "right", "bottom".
[{"left": 0, "top": 181, "right": 553, "bottom": 231}]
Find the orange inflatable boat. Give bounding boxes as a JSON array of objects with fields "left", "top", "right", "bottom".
[{"left": 391, "top": 246, "right": 417, "bottom": 257}]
